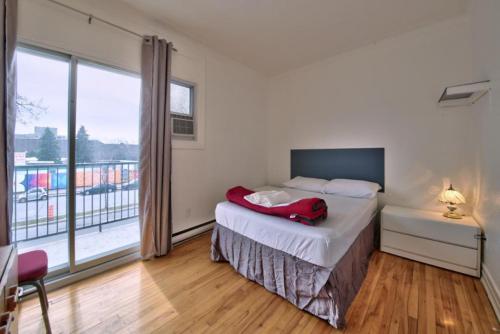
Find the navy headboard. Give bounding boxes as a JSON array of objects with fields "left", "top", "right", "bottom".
[{"left": 290, "top": 148, "right": 385, "bottom": 192}]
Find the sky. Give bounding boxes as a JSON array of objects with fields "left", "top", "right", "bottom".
[{"left": 16, "top": 50, "right": 141, "bottom": 144}]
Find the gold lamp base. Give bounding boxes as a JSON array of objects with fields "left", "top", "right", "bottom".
[
  {"left": 443, "top": 211, "right": 462, "bottom": 219},
  {"left": 440, "top": 185, "right": 466, "bottom": 220}
]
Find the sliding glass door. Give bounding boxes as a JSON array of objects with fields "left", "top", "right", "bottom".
[
  {"left": 73, "top": 61, "right": 141, "bottom": 268},
  {"left": 14, "top": 47, "right": 71, "bottom": 272},
  {"left": 14, "top": 44, "right": 141, "bottom": 274}
]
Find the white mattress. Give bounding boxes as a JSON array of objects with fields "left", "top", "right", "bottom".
[{"left": 215, "top": 186, "right": 378, "bottom": 268}]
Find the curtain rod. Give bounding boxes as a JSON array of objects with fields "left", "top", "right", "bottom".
[{"left": 46, "top": 0, "right": 178, "bottom": 52}]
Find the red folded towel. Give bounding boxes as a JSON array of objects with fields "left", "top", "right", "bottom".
[{"left": 226, "top": 186, "right": 328, "bottom": 226}]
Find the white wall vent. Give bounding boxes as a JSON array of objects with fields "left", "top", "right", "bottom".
[{"left": 438, "top": 81, "right": 490, "bottom": 107}]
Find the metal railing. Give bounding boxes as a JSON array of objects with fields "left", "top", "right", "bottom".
[{"left": 12, "top": 162, "right": 139, "bottom": 243}]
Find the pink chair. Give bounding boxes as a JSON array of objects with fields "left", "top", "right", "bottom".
[{"left": 18, "top": 250, "right": 51, "bottom": 334}]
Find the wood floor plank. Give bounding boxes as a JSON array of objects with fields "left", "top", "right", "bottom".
[
  {"left": 438, "top": 269, "right": 464, "bottom": 334},
  {"left": 18, "top": 232, "right": 499, "bottom": 334},
  {"left": 344, "top": 251, "right": 385, "bottom": 333},
  {"left": 422, "top": 264, "right": 437, "bottom": 334},
  {"left": 408, "top": 261, "right": 420, "bottom": 333},
  {"left": 368, "top": 253, "right": 402, "bottom": 333},
  {"left": 388, "top": 259, "right": 413, "bottom": 334},
  {"left": 452, "top": 273, "right": 479, "bottom": 334},
  {"left": 473, "top": 278, "right": 499, "bottom": 330},
  {"left": 431, "top": 266, "right": 450, "bottom": 334}
]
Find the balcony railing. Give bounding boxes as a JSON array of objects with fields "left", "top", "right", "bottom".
[{"left": 12, "top": 162, "right": 139, "bottom": 243}]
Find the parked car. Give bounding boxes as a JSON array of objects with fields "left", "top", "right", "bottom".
[
  {"left": 121, "top": 179, "right": 139, "bottom": 190},
  {"left": 18, "top": 187, "right": 48, "bottom": 203},
  {"left": 80, "top": 184, "right": 117, "bottom": 195}
]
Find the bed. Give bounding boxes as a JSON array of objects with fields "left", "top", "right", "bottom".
[{"left": 210, "top": 148, "right": 384, "bottom": 328}]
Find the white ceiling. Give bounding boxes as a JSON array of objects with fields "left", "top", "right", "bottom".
[{"left": 121, "top": 0, "right": 466, "bottom": 75}]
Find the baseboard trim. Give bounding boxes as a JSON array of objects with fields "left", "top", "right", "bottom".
[{"left": 481, "top": 264, "right": 500, "bottom": 321}]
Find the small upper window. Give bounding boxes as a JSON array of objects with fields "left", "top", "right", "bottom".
[
  {"left": 171, "top": 80, "right": 195, "bottom": 139},
  {"left": 171, "top": 81, "right": 193, "bottom": 117}
]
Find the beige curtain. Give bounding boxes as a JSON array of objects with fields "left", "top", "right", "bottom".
[
  {"left": 139, "top": 36, "right": 173, "bottom": 259},
  {"left": 0, "top": 0, "right": 17, "bottom": 246}
]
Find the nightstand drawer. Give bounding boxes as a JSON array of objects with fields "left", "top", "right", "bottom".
[
  {"left": 381, "top": 205, "right": 481, "bottom": 277},
  {"left": 382, "top": 230, "right": 478, "bottom": 269}
]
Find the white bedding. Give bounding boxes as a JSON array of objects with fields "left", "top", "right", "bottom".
[{"left": 215, "top": 186, "right": 378, "bottom": 268}]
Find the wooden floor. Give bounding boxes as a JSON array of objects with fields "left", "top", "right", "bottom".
[{"left": 19, "top": 232, "right": 499, "bottom": 334}]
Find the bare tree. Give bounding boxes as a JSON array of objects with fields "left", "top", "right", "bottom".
[{"left": 16, "top": 95, "right": 47, "bottom": 125}]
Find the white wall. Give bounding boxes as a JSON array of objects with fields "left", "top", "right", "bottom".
[
  {"left": 468, "top": 0, "right": 500, "bottom": 304},
  {"left": 18, "top": 0, "right": 268, "bottom": 235},
  {"left": 267, "top": 17, "right": 480, "bottom": 213}
]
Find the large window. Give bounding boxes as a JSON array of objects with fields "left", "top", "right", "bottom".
[
  {"left": 171, "top": 80, "right": 195, "bottom": 139},
  {"left": 14, "top": 45, "right": 140, "bottom": 273}
]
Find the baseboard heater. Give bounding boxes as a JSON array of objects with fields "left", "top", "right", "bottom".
[{"left": 172, "top": 220, "right": 215, "bottom": 237}]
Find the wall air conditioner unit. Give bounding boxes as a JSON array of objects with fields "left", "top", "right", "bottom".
[
  {"left": 172, "top": 114, "right": 195, "bottom": 139},
  {"left": 438, "top": 80, "right": 490, "bottom": 107}
]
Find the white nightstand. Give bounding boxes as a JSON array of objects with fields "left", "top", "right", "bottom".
[{"left": 381, "top": 205, "right": 482, "bottom": 277}]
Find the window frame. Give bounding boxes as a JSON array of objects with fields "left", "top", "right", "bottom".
[
  {"left": 17, "top": 42, "right": 141, "bottom": 77},
  {"left": 17, "top": 42, "right": 71, "bottom": 63},
  {"left": 170, "top": 78, "right": 196, "bottom": 140},
  {"left": 77, "top": 57, "right": 141, "bottom": 82}
]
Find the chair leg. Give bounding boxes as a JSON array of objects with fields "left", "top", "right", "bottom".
[
  {"left": 32, "top": 280, "right": 52, "bottom": 334},
  {"left": 39, "top": 278, "right": 49, "bottom": 309}
]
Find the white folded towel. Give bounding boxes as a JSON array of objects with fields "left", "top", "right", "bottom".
[{"left": 244, "top": 190, "right": 292, "bottom": 208}]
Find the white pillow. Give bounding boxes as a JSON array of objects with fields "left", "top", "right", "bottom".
[
  {"left": 322, "top": 179, "right": 381, "bottom": 199},
  {"left": 282, "top": 176, "right": 328, "bottom": 193}
]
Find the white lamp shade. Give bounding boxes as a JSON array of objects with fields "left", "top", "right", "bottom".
[{"left": 439, "top": 187, "right": 466, "bottom": 204}]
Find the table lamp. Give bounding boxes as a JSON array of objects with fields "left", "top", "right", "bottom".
[{"left": 439, "top": 184, "right": 466, "bottom": 219}]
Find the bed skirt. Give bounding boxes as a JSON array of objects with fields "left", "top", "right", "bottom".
[{"left": 210, "top": 219, "right": 375, "bottom": 328}]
